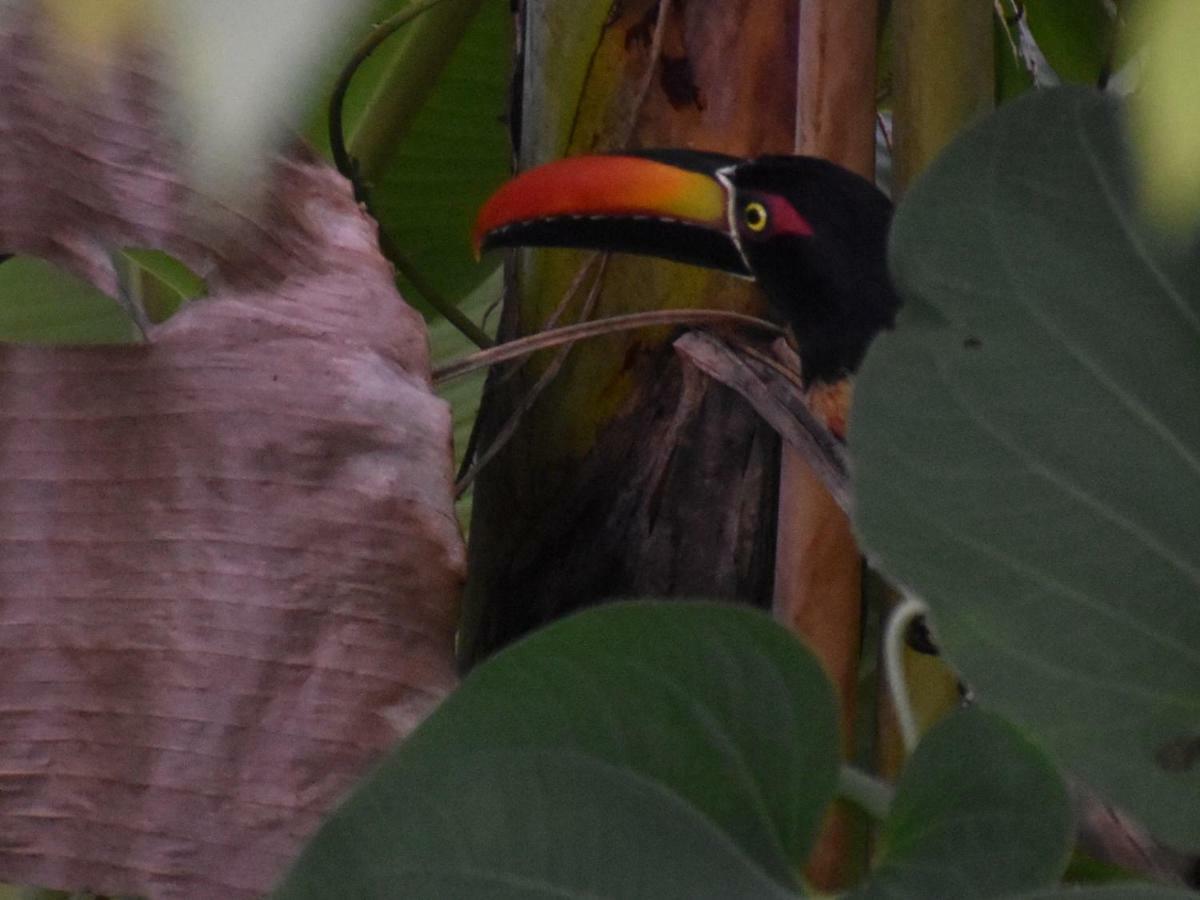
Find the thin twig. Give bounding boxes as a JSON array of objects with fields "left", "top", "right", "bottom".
[
  {"left": 993, "top": 0, "right": 1022, "bottom": 61},
  {"left": 673, "top": 332, "right": 850, "bottom": 512},
  {"left": 378, "top": 227, "right": 494, "bottom": 349},
  {"left": 456, "top": 256, "right": 609, "bottom": 496},
  {"left": 328, "top": 0, "right": 494, "bottom": 349},
  {"left": 434, "top": 310, "right": 783, "bottom": 384},
  {"left": 454, "top": 255, "right": 604, "bottom": 485},
  {"left": 620, "top": 0, "right": 672, "bottom": 147},
  {"left": 876, "top": 112, "right": 893, "bottom": 155},
  {"left": 458, "top": 0, "right": 686, "bottom": 487},
  {"left": 491, "top": 251, "right": 603, "bottom": 390}
]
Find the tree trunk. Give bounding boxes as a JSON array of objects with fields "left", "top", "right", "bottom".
[{"left": 461, "top": 0, "right": 800, "bottom": 666}]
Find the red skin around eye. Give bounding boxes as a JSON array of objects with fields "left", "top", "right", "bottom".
[{"left": 764, "top": 195, "right": 814, "bottom": 237}]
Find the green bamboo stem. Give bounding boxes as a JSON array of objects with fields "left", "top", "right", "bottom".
[{"left": 892, "top": 0, "right": 995, "bottom": 193}]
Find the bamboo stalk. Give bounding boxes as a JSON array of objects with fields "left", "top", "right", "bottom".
[{"left": 784, "top": 0, "right": 880, "bottom": 888}]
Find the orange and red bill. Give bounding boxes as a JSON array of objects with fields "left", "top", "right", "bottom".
[{"left": 472, "top": 151, "right": 751, "bottom": 276}]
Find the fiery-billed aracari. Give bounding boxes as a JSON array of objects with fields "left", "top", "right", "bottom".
[{"left": 472, "top": 150, "right": 899, "bottom": 395}]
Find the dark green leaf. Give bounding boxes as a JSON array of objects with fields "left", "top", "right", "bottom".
[
  {"left": 849, "top": 709, "right": 1072, "bottom": 898},
  {"left": 1024, "top": 0, "right": 1113, "bottom": 84},
  {"left": 274, "top": 749, "right": 796, "bottom": 900},
  {"left": 275, "top": 603, "right": 840, "bottom": 895},
  {"left": 853, "top": 87, "right": 1200, "bottom": 849},
  {"left": 319, "top": 0, "right": 510, "bottom": 308},
  {"left": 367, "top": 0, "right": 509, "bottom": 306}
]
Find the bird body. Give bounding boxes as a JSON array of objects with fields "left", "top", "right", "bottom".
[{"left": 474, "top": 150, "right": 899, "bottom": 388}]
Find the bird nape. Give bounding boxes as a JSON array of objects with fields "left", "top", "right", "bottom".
[{"left": 472, "top": 149, "right": 899, "bottom": 388}]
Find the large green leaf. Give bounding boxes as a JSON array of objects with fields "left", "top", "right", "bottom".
[
  {"left": 274, "top": 603, "right": 841, "bottom": 896},
  {"left": 849, "top": 709, "right": 1072, "bottom": 899},
  {"left": 853, "top": 86, "right": 1200, "bottom": 850},
  {"left": 274, "top": 749, "right": 796, "bottom": 900}
]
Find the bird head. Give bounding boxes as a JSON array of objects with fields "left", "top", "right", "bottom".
[{"left": 473, "top": 150, "right": 899, "bottom": 384}]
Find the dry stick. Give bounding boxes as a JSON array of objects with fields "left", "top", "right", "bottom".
[
  {"left": 434, "top": 309, "right": 783, "bottom": 384},
  {"left": 621, "top": 0, "right": 672, "bottom": 146},
  {"left": 455, "top": 256, "right": 609, "bottom": 497},
  {"left": 490, "top": 253, "right": 603, "bottom": 391},
  {"left": 993, "top": 0, "right": 1022, "bottom": 61},
  {"left": 327, "top": 0, "right": 494, "bottom": 350},
  {"left": 543, "top": 253, "right": 602, "bottom": 329},
  {"left": 674, "top": 333, "right": 850, "bottom": 511},
  {"left": 453, "top": 254, "right": 604, "bottom": 486}
]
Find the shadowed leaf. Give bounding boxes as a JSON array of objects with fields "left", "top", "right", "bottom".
[
  {"left": 854, "top": 86, "right": 1200, "bottom": 850},
  {"left": 276, "top": 603, "right": 841, "bottom": 895},
  {"left": 849, "top": 709, "right": 1072, "bottom": 898}
]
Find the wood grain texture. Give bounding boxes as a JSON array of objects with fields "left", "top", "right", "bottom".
[{"left": 0, "top": 7, "right": 462, "bottom": 897}]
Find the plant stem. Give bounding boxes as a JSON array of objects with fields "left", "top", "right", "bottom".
[
  {"left": 883, "top": 594, "right": 931, "bottom": 755},
  {"left": 838, "top": 763, "right": 894, "bottom": 822},
  {"left": 377, "top": 226, "right": 494, "bottom": 349},
  {"left": 433, "top": 309, "right": 783, "bottom": 384}
]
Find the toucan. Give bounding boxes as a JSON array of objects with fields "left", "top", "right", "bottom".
[{"left": 472, "top": 149, "right": 899, "bottom": 402}]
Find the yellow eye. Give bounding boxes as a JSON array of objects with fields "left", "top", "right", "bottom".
[{"left": 743, "top": 201, "right": 769, "bottom": 232}]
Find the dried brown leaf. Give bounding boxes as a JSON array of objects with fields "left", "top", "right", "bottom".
[{"left": 0, "top": 6, "right": 462, "bottom": 897}]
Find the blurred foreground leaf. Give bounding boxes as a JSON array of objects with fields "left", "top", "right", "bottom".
[{"left": 854, "top": 86, "right": 1200, "bottom": 850}]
